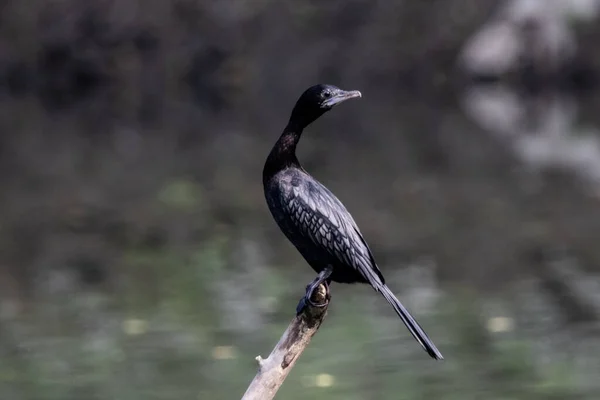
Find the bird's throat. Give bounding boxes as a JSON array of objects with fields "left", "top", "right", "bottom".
[{"left": 263, "top": 125, "right": 303, "bottom": 182}]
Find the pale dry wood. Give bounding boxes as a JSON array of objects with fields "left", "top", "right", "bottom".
[{"left": 241, "top": 284, "right": 329, "bottom": 400}]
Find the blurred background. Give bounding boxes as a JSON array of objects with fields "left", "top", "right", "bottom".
[{"left": 1, "top": 0, "right": 600, "bottom": 399}]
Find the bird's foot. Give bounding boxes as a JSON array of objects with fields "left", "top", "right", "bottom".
[
  {"left": 296, "top": 281, "right": 330, "bottom": 315},
  {"left": 295, "top": 295, "right": 328, "bottom": 314}
]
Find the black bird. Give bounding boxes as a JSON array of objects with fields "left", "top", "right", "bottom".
[{"left": 263, "top": 84, "right": 443, "bottom": 360}]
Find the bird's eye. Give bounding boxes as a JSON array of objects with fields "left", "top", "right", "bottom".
[{"left": 322, "top": 91, "right": 332, "bottom": 98}]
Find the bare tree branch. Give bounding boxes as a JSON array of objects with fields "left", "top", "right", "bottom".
[{"left": 241, "top": 284, "right": 329, "bottom": 400}]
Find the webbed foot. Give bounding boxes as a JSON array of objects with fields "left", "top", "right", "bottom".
[{"left": 296, "top": 279, "right": 330, "bottom": 315}]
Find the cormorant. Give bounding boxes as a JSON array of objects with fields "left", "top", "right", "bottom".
[{"left": 263, "top": 84, "right": 443, "bottom": 360}]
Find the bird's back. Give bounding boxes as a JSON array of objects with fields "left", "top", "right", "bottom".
[{"left": 264, "top": 167, "right": 385, "bottom": 285}]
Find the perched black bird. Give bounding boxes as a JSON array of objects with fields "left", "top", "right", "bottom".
[{"left": 263, "top": 84, "right": 443, "bottom": 360}]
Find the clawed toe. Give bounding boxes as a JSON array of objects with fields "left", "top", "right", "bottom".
[
  {"left": 296, "top": 267, "right": 333, "bottom": 315},
  {"left": 306, "top": 296, "right": 328, "bottom": 308},
  {"left": 295, "top": 295, "right": 328, "bottom": 315}
]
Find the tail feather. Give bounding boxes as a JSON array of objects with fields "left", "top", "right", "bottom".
[{"left": 378, "top": 284, "right": 443, "bottom": 360}]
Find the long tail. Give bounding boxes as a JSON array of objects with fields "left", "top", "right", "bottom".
[{"left": 378, "top": 284, "right": 444, "bottom": 360}]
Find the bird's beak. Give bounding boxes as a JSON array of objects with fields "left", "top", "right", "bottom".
[{"left": 323, "top": 90, "right": 362, "bottom": 107}]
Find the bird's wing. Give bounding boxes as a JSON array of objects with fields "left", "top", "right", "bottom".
[{"left": 283, "top": 178, "right": 385, "bottom": 285}]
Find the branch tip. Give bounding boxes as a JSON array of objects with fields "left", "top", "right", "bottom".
[{"left": 241, "top": 283, "right": 330, "bottom": 400}]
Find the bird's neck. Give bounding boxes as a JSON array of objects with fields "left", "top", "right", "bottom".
[{"left": 263, "top": 122, "right": 304, "bottom": 182}]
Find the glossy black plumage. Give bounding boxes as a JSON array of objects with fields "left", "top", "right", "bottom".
[{"left": 263, "top": 84, "right": 443, "bottom": 360}]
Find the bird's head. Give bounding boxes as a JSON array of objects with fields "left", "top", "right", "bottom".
[{"left": 289, "top": 84, "right": 362, "bottom": 128}]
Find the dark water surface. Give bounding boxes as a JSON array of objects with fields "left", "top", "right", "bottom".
[{"left": 0, "top": 81, "right": 599, "bottom": 399}]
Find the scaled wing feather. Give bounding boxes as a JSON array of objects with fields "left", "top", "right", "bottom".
[{"left": 283, "top": 180, "right": 385, "bottom": 285}]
